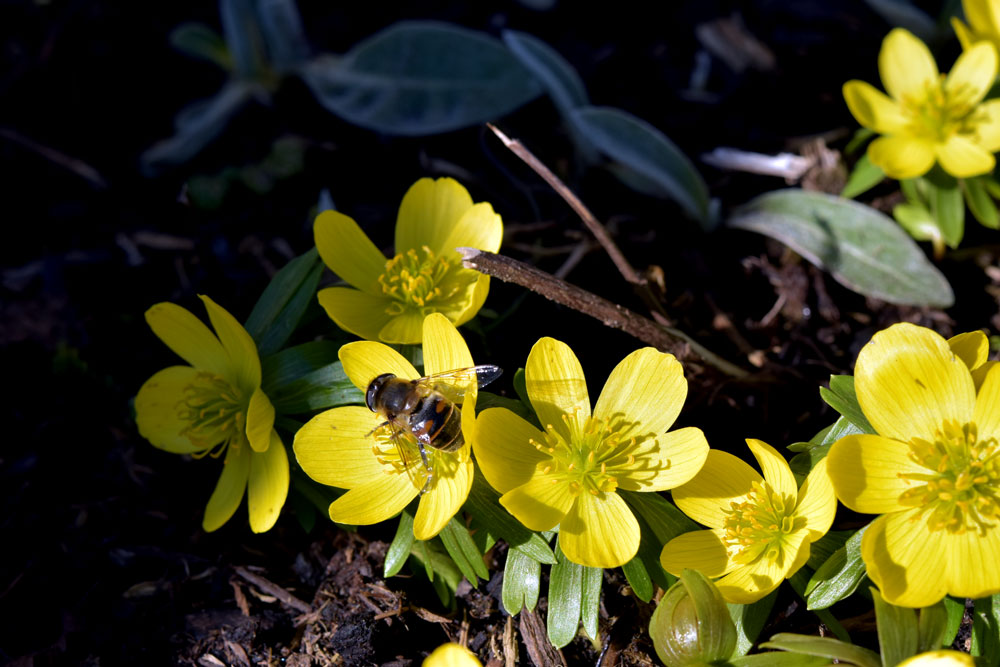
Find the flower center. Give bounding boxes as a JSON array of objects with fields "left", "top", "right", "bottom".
[
  {"left": 177, "top": 372, "right": 246, "bottom": 453},
  {"left": 721, "top": 481, "right": 800, "bottom": 566},
  {"left": 370, "top": 424, "right": 457, "bottom": 492},
  {"left": 377, "top": 246, "right": 475, "bottom": 316},
  {"left": 899, "top": 420, "right": 1000, "bottom": 535},
  {"left": 902, "top": 77, "right": 989, "bottom": 142},
  {"left": 530, "top": 411, "right": 643, "bottom": 498}
]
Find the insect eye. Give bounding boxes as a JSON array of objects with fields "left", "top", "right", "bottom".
[{"left": 366, "top": 373, "right": 395, "bottom": 412}]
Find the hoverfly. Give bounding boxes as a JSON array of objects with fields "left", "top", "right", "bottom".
[{"left": 365, "top": 365, "right": 502, "bottom": 494}]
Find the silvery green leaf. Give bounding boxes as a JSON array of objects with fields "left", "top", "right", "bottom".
[
  {"left": 302, "top": 21, "right": 542, "bottom": 135},
  {"left": 728, "top": 189, "right": 954, "bottom": 307},
  {"left": 170, "top": 22, "right": 232, "bottom": 70},
  {"left": 220, "top": 0, "right": 268, "bottom": 79},
  {"left": 256, "top": 0, "right": 309, "bottom": 70}
]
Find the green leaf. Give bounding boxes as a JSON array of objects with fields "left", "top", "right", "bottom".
[
  {"left": 569, "top": 106, "right": 712, "bottom": 227},
  {"left": 580, "top": 563, "right": 602, "bottom": 641},
  {"left": 501, "top": 30, "right": 598, "bottom": 163},
  {"left": 513, "top": 368, "right": 532, "bottom": 410},
  {"left": 464, "top": 468, "right": 556, "bottom": 564},
  {"left": 140, "top": 82, "right": 258, "bottom": 174},
  {"left": 842, "top": 154, "right": 885, "bottom": 199},
  {"left": 963, "top": 177, "right": 1000, "bottom": 229},
  {"left": 729, "top": 591, "right": 778, "bottom": 657},
  {"left": 476, "top": 391, "right": 539, "bottom": 427},
  {"left": 547, "top": 540, "right": 584, "bottom": 649},
  {"left": 261, "top": 341, "right": 364, "bottom": 414},
  {"left": 845, "top": 128, "right": 876, "bottom": 155},
  {"left": 438, "top": 517, "right": 490, "bottom": 584},
  {"left": 942, "top": 597, "right": 966, "bottom": 648},
  {"left": 806, "top": 525, "right": 870, "bottom": 610},
  {"left": 220, "top": 0, "right": 268, "bottom": 79},
  {"left": 917, "top": 599, "right": 951, "bottom": 653},
  {"left": 972, "top": 594, "right": 1000, "bottom": 664},
  {"left": 409, "top": 539, "right": 461, "bottom": 607},
  {"left": 621, "top": 555, "right": 653, "bottom": 603},
  {"left": 790, "top": 417, "right": 864, "bottom": 476},
  {"left": 805, "top": 531, "right": 851, "bottom": 571},
  {"left": 873, "top": 587, "right": 918, "bottom": 667},
  {"left": 501, "top": 547, "right": 541, "bottom": 615},
  {"left": 926, "top": 170, "right": 964, "bottom": 249},
  {"left": 728, "top": 189, "right": 954, "bottom": 308},
  {"left": 893, "top": 202, "right": 941, "bottom": 244},
  {"left": 819, "top": 375, "right": 875, "bottom": 435},
  {"left": 622, "top": 490, "right": 699, "bottom": 545},
  {"left": 169, "top": 23, "right": 232, "bottom": 70},
  {"left": 289, "top": 473, "right": 347, "bottom": 525},
  {"left": 245, "top": 248, "right": 324, "bottom": 356},
  {"left": 385, "top": 508, "right": 415, "bottom": 577},
  {"left": 729, "top": 654, "right": 833, "bottom": 667},
  {"left": 759, "top": 634, "right": 881, "bottom": 667},
  {"left": 255, "top": 0, "right": 309, "bottom": 70},
  {"left": 302, "top": 21, "right": 542, "bottom": 136}
]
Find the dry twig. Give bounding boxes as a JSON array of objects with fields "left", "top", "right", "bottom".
[{"left": 233, "top": 566, "right": 311, "bottom": 614}]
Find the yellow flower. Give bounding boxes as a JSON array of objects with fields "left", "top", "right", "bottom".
[
  {"left": 827, "top": 323, "right": 1000, "bottom": 607},
  {"left": 475, "top": 339, "right": 710, "bottom": 569},
  {"left": 422, "top": 643, "right": 482, "bottom": 667},
  {"left": 293, "top": 313, "right": 478, "bottom": 540},
  {"left": 898, "top": 650, "right": 975, "bottom": 667},
  {"left": 135, "top": 295, "right": 288, "bottom": 533},
  {"left": 660, "top": 440, "right": 837, "bottom": 604},
  {"left": 953, "top": 0, "right": 1000, "bottom": 55},
  {"left": 315, "top": 177, "right": 503, "bottom": 344},
  {"left": 843, "top": 28, "right": 1000, "bottom": 179}
]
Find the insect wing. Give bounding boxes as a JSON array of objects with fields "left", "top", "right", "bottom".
[
  {"left": 386, "top": 421, "right": 432, "bottom": 494},
  {"left": 420, "top": 364, "right": 503, "bottom": 402}
]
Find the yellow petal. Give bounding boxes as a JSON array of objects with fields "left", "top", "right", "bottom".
[
  {"left": 594, "top": 347, "right": 686, "bottom": 439},
  {"left": 395, "top": 177, "right": 474, "bottom": 256},
  {"left": 941, "top": 523, "right": 1000, "bottom": 599},
  {"left": 422, "top": 312, "right": 474, "bottom": 376},
  {"left": 414, "top": 457, "right": 473, "bottom": 540},
  {"left": 936, "top": 134, "right": 996, "bottom": 178},
  {"left": 854, "top": 323, "right": 975, "bottom": 443},
  {"left": 973, "top": 99, "right": 1000, "bottom": 151},
  {"left": 868, "top": 135, "right": 936, "bottom": 179},
  {"left": 659, "top": 528, "right": 732, "bottom": 578},
  {"left": 474, "top": 408, "right": 550, "bottom": 494},
  {"left": 202, "top": 441, "right": 250, "bottom": 532},
  {"left": 245, "top": 387, "right": 275, "bottom": 453},
  {"left": 328, "top": 473, "right": 417, "bottom": 525},
  {"left": 378, "top": 310, "right": 426, "bottom": 345},
  {"left": 500, "top": 476, "right": 575, "bottom": 531},
  {"left": 317, "top": 287, "right": 394, "bottom": 342},
  {"left": 965, "top": 0, "right": 1000, "bottom": 35},
  {"left": 247, "top": 431, "right": 289, "bottom": 533},
  {"left": 842, "top": 80, "right": 909, "bottom": 134},
  {"left": 946, "top": 40, "right": 998, "bottom": 108},
  {"left": 952, "top": 16, "right": 975, "bottom": 51},
  {"left": 559, "top": 491, "right": 640, "bottom": 568},
  {"left": 673, "top": 450, "right": 762, "bottom": 529},
  {"left": 451, "top": 274, "right": 491, "bottom": 327},
  {"left": 746, "top": 439, "right": 797, "bottom": 500},
  {"left": 617, "top": 426, "right": 709, "bottom": 492},
  {"left": 879, "top": 28, "right": 939, "bottom": 102},
  {"left": 136, "top": 365, "right": 207, "bottom": 454},
  {"left": 314, "top": 209, "right": 387, "bottom": 295},
  {"left": 973, "top": 364, "right": 1000, "bottom": 444},
  {"left": 423, "top": 643, "right": 483, "bottom": 667},
  {"left": 972, "top": 360, "right": 998, "bottom": 392},
  {"left": 199, "top": 294, "right": 261, "bottom": 391},
  {"left": 145, "top": 302, "right": 228, "bottom": 375},
  {"left": 948, "top": 330, "right": 989, "bottom": 370},
  {"left": 862, "top": 510, "right": 950, "bottom": 607},
  {"left": 526, "top": 337, "right": 590, "bottom": 442},
  {"left": 715, "top": 530, "right": 807, "bottom": 603},
  {"left": 827, "top": 434, "right": 924, "bottom": 513},
  {"left": 293, "top": 406, "right": 388, "bottom": 487},
  {"left": 339, "top": 340, "right": 418, "bottom": 392},
  {"left": 440, "top": 202, "right": 504, "bottom": 256},
  {"left": 793, "top": 458, "right": 837, "bottom": 537},
  {"left": 898, "top": 649, "right": 975, "bottom": 667}
]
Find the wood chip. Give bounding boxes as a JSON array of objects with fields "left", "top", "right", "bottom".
[
  {"left": 233, "top": 565, "right": 311, "bottom": 614},
  {"left": 519, "top": 610, "right": 566, "bottom": 667}
]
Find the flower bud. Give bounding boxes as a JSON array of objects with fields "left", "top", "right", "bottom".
[{"left": 649, "top": 569, "right": 737, "bottom": 666}]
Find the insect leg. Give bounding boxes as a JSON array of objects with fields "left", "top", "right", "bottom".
[{"left": 416, "top": 439, "right": 434, "bottom": 495}]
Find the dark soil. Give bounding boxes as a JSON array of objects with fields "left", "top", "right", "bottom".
[{"left": 2, "top": 1, "right": 993, "bottom": 665}]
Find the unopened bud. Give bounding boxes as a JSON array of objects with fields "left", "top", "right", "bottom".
[{"left": 649, "top": 569, "right": 736, "bottom": 666}]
